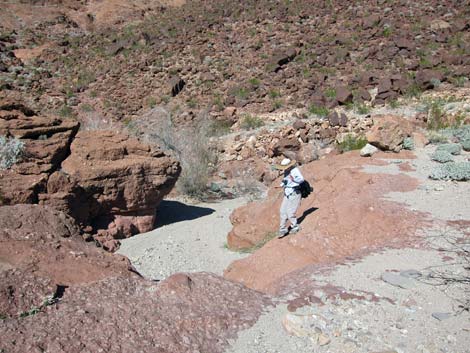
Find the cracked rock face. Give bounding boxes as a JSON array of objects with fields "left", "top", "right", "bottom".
[{"left": 0, "top": 100, "right": 181, "bottom": 246}]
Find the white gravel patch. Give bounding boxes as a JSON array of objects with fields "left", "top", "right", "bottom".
[{"left": 117, "top": 197, "right": 248, "bottom": 280}]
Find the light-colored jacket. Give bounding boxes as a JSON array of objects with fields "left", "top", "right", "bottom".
[{"left": 281, "top": 167, "right": 304, "bottom": 196}]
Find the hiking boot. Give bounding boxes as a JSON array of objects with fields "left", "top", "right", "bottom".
[
  {"left": 290, "top": 225, "right": 301, "bottom": 234},
  {"left": 278, "top": 229, "right": 288, "bottom": 238}
]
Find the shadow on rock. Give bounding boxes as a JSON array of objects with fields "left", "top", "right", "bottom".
[
  {"left": 298, "top": 207, "right": 319, "bottom": 224},
  {"left": 155, "top": 200, "right": 215, "bottom": 227}
]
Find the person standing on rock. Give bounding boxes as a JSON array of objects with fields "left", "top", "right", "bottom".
[{"left": 274, "top": 158, "right": 304, "bottom": 238}]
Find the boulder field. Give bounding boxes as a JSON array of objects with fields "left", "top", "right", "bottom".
[{"left": 0, "top": 100, "right": 181, "bottom": 249}]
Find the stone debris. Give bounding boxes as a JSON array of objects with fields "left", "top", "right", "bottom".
[
  {"left": 432, "top": 312, "right": 452, "bottom": 321},
  {"left": 381, "top": 272, "right": 416, "bottom": 289},
  {"left": 360, "top": 143, "right": 379, "bottom": 157}
]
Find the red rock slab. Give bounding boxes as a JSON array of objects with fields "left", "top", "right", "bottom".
[
  {"left": 224, "top": 151, "right": 427, "bottom": 293},
  {"left": 0, "top": 273, "right": 270, "bottom": 353}
]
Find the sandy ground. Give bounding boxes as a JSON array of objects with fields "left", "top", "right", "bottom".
[
  {"left": 119, "top": 144, "right": 470, "bottom": 353},
  {"left": 117, "top": 197, "right": 248, "bottom": 280}
]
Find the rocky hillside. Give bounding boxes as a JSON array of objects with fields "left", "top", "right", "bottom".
[{"left": 1, "top": 0, "right": 469, "bottom": 123}]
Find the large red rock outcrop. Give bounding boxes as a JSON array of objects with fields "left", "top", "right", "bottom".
[
  {"left": 39, "top": 130, "right": 181, "bottom": 248},
  {"left": 0, "top": 204, "right": 133, "bottom": 317},
  {"left": 0, "top": 101, "right": 181, "bottom": 247},
  {"left": 224, "top": 151, "right": 426, "bottom": 293},
  {"left": 0, "top": 101, "right": 79, "bottom": 204}
]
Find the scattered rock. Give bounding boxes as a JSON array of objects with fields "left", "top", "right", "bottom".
[
  {"left": 432, "top": 312, "right": 452, "bottom": 321},
  {"left": 360, "top": 143, "right": 379, "bottom": 157},
  {"left": 381, "top": 272, "right": 415, "bottom": 289}
]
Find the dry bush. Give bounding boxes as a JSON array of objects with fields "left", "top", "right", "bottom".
[{"left": 136, "top": 107, "right": 217, "bottom": 198}]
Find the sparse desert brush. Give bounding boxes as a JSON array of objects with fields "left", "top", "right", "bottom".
[
  {"left": 240, "top": 114, "right": 264, "bottom": 130},
  {"left": 137, "top": 107, "right": 217, "bottom": 198},
  {"left": 308, "top": 103, "right": 329, "bottom": 117},
  {"left": 337, "top": 134, "right": 367, "bottom": 153},
  {"left": 0, "top": 135, "right": 25, "bottom": 170}
]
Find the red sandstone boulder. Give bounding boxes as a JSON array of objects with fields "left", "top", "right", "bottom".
[
  {"left": 42, "top": 130, "right": 181, "bottom": 244},
  {"left": 0, "top": 101, "right": 79, "bottom": 204},
  {"left": 366, "top": 115, "right": 414, "bottom": 152}
]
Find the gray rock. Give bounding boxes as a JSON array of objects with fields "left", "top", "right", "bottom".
[
  {"left": 360, "top": 143, "right": 379, "bottom": 157},
  {"left": 400, "top": 269, "right": 422, "bottom": 279},
  {"left": 381, "top": 272, "right": 415, "bottom": 289},
  {"left": 432, "top": 312, "right": 452, "bottom": 321}
]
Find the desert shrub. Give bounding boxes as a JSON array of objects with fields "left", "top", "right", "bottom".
[
  {"left": 208, "top": 119, "right": 232, "bottom": 136},
  {"left": 337, "top": 134, "right": 367, "bottom": 153},
  {"left": 403, "top": 137, "right": 415, "bottom": 150},
  {"left": 137, "top": 107, "right": 217, "bottom": 198},
  {"left": 461, "top": 139, "right": 470, "bottom": 152},
  {"left": 431, "top": 150, "right": 454, "bottom": 163},
  {"left": 436, "top": 143, "right": 461, "bottom": 155},
  {"left": 355, "top": 103, "right": 370, "bottom": 115},
  {"left": 240, "top": 114, "right": 264, "bottom": 130},
  {"left": 429, "top": 162, "right": 470, "bottom": 181},
  {"left": 0, "top": 135, "right": 25, "bottom": 169},
  {"left": 308, "top": 103, "right": 329, "bottom": 117},
  {"left": 427, "top": 131, "right": 448, "bottom": 144}
]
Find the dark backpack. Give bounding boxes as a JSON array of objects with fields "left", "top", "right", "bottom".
[{"left": 297, "top": 180, "right": 313, "bottom": 198}]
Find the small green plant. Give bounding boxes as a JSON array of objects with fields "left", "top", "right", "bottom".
[
  {"left": 89, "top": 90, "right": 98, "bottom": 98},
  {"left": 389, "top": 99, "right": 401, "bottom": 109},
  {"left": 272, "top": 99, "right": 283, "bottom": 110},
  {"left": 324, "top": 87, "right": 337, "bottom": 99},
  {"left": 208, "top": 119, "right": 232, "bottom": 136},
  {"left": 382, "top": 26, "right": 393, "bottom": 37},
  {"left": 146, "top": 97, "right": 157, "bottom": 108},
  {"left": 337, "top": 134, "right": 367, "bottom": 153},
  {"left": 234, "top": 87, "right": 250, "bottom": 100},
  {"left": 268, "top": 89, "right": 281, "bottom": 99},
  {"left": 427, "top": 131, "right": 449, "bottom": 144},
  {"left": 187, "top": 98, "right": 198, "bottom": 109},
  {"left": 404, "top": 83, "right": 422, "bottom": 98},
  {"left": 80, "top": 103, "right": 95, "bottom": 112},
  {"left": 213, "top": 95, "right": 225, "bottom": 111},
  {"left": 240, "top": 114, "right": 264, "bottom": 130},
  {"left": 57, "top": 104, "right": 74, "bottom": 118},
  {"left": 308, "top": 103, "right": 329, "bottom": 117},
  {"left": 19, "top": 295, "right": 58, "bottom": 318},
  {"left": 0, "top": 312, "right": 6, "bottom": 320},
  {"left": 431, "top": 150, "right": 454, "bottom": 163},
  {"left": 355, "top": 103, "right": 370, "bottom": 115},
  {"left": 249, "top": 77, "right": 261, "bottom": 89},
  {"left": 430, "top": 162, "right": 470, "bottom": 181},
  {"left": 0, "top": 135, "right": 25, "bottom": 169},
  {"left": 236, "top": 231, "right": 278, "bottom": 253}
]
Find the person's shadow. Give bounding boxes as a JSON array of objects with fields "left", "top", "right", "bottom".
[
  {"left": 154, "top": 200, "right": 215, "bottom": 228},
  {"left": 298, "top": 207, "right": 318, "bottom": 224}
]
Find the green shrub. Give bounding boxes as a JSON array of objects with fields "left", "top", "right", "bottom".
[
  {"left": 461, "top": 139, "right": 470, "bottom": 151},
  {"left": 308, "top": 103, "right": 329, "bottom": 117},
  {"left": 0, "top": 135, "right": 25, "bottom": 169},
  {"left": 355, "top": 103, "right": 370, "bottom": 115},
  {"left": 403, "top": 137, "right": 415, "bottom": 150},
  {"left": 431, "top": 150, "right": 454, "bottom": 163},
  {"left": 240, "top": 114, "right": 264, "bottom": 130},
  {"left": 436, "top": 143, "right": 461, "bottom": 155},
  {"left": 427, "top": 131, "right": 449, "bottom": 144},
  {"left": 337, "top": 134, "right": 367, "bottom": 153},
  {"left": 429, "top": 162, "right": 470, "bottom": 181},
  {"left": 324, "top": 87, "right": 336, "bottom": 99},
  {"left": 208, "top": 119, "right": 232, "bottom": 136}
]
